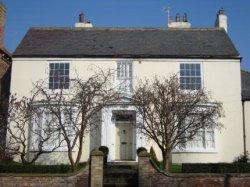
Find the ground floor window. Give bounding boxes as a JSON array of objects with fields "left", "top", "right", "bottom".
[
  {"left": 185, "top": 128, "right": 215, "bottom": 151},
  {"left": 29, "top": 106, "right": 75, "bottom": 151}
]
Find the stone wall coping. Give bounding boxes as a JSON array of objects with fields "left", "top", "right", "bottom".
[
  {"left": 91, "top": 150, "right": 104, "bottom": 156},
  {"left": 166, "top": 173, "right": 250, "bottom": 178},
  {"left": 0, "top": 163, "right": 88, "bottom": 177},
  {"left": 138, "top": 150, "right": 149, "bottom": 157}
]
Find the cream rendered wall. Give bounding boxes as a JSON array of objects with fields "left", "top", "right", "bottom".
[
  {"left": 10, "top": 58, "right": 243, "bottom": 163},
  {"left": 10, "top": 58, "right": 115, "bottom": 163},
  {"left": 244, "top": 101, "right": 250, "bottom": 153},
  {"left": 132, "top": 59, "right": 243, "bottom": 163}
]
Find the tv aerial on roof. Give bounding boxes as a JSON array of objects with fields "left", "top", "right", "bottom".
[{"left": 163, "top": 6, "right": 171, "bottom": 27}]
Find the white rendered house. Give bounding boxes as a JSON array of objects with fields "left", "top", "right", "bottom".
[{"left": 9, "top": 9, "right": 245, "bottom": 164}]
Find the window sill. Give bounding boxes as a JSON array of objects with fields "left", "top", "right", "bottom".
[
  {"left": 172, "top": 148, "right": 217, "bottom": 154},
  {"left": 29, "top": 147, "right": 69, "bottom": 152}
]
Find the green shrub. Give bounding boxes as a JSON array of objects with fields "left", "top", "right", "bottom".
[
  {"left": 149, "top": 147, "right": 160, "bottom": 167},
  {"left": 99, "top": 146, "right": 109, "bottom": 155},
  {"left": 234, "top": 152, "right": 249, "bottom": 163},
  {"left": 137, "top": 147, "right": 147, "bottom": 155},
  {"left": 182, "top": 163, "right": 250, "bottom": 173},
  {"left": 0, "top": 162, "right": 86, "bottom": 173}
]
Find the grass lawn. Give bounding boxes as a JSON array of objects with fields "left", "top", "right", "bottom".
[
  {"left": 170, "top": 163, "right": 182, "bottom": 173},
  {"left": 157, "top": 162, "right": 182, "bottom": 173}
]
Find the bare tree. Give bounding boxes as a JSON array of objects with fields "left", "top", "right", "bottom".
[
  {"left": 0, "top": 95, "right": 9, "bottom": 160},
  {"left": 132, "top": 75, "right": 223, "bottom": 172},
  {"left": 5, "top": 93, "right": 63, "bottom": 164},
  {"left": 34, "top": 69, "right": 117, "bottom": 171}
]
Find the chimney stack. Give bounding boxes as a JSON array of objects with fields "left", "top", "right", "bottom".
[
  {"left": 75, "top": 12, "right": 93, "bottom": 28},
  {"left": 215, "top": 8, "right": 227, "bottom": 32},
  {"left": 0, "top": 2, "right": 6, "bottom": 49}
]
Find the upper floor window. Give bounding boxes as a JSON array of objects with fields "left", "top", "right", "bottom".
[
  {"left": 49, "top": 63, "right": 70, "bottom": 90},
  {"left": 117, "top": 61, "right": 132, "bottom": 93},
  {"left": 180, "top": 63, "right": 201, "bottom": 90}
]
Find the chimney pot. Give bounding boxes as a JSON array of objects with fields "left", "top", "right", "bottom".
[
  {"left": 183, "top": 13, "right": 188, "bottom": 22},
  {"left": 176, "top": 13, "right": 181, "bottom": 22},
  {"left": 79, "top": 12, "right": 84, "bottom": 23}
]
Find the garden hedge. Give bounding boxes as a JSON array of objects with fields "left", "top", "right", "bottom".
[
  {"left": 0, "top": 162, "right": 86, "bottom": 173},
  {"left": 182, "top": 163, "right": 250, "bottom": 173}
]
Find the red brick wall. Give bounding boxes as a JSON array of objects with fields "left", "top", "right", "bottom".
[
  {"left": 138, "top": 153, "right": 250, "bottom": 187},
  {"left": 0, "top": 2, "right": 6, "bottom": 49},
  {"left": 0, "top": 167, "right": 89, "bottom": 187}
]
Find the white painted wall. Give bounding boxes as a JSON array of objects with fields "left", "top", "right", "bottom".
[
  {"left": 10, "top": 57, "right": 243, "bottom": 163},
  {"left": 244, "top": 101, "right": 250, "bottom": 153}
]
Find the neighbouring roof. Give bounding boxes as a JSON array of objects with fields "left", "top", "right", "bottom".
[
  {"left": 13, "top": 27, "right": 240, "bottom": 59},
  {"left": 242, "top": 70, "right": 250, "bottom": 101},
  {"left": 0, "top": 48, "right": 11, "bottom": 79}
]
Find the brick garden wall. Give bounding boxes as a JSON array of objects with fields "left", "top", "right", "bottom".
[
  {"left": 138, "top": 151, "right": 250, "bottom": 187},
  {"left": 0, "top": 166, "right": 89, "bottom": 187}
]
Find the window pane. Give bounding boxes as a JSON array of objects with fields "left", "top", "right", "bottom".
[
  {"left": 190, "top": 84, "right": 195, "bottom": 90},
  {"left": 49, "top": 63, "right": 70, "bottom": 90},
  {"left": 205, "top": 131, "right": 215, "bottom": 148},
  {"left": 191, "top": 77, "right": 195, "bottom": 83},
  {"left": 196, "top": 70, "right": 201, "bottom": 76},
  {"left": 65, "top": 63, "right": 69, "bottom": 69},
  {"left": 191, "top": 70, "right": 196, "bottom": 76},
  {"left": 60, "top": 63, "right": 64, "bottom": 69},
  {"left": 180, "top": 70, "right": 185, "bottom": 76},
  {"left": 49, "top": 83, "right": 53, "bottom": 89},
  {"left": 180, "top": 77, "right": 185, "bottom": 84},
  {"left": 50, "top": 63, "right": 54, "bottom": 69},
  {"left": 55, "top": 63, "right": 59, "bottom": 69},
  {"left": 180, "top": 63, "right": 201, "bottom": 90},
  {"left": 129, "top": 63, "right": 132, "bottom": 78},
  {"left": 49, "top": 70, "right": 54, "bottom": 76}
]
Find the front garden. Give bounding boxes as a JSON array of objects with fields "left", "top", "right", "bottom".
[{"left": 138, "top": 146, "right": 250, "bottom": 174}]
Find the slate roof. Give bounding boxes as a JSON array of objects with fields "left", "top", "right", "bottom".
[
  {"left": 13, "top": 27, "right": 240, "bottom": 59},
  {"left": 242, "top": 70, "right": 250, "bottom": 101}
]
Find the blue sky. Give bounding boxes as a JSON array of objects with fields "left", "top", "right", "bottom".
[{"left": 3, "top": 0, "right": 250, "bottom": 70}]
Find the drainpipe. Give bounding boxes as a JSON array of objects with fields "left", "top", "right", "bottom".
[{"left": 242, "top": 100, "right": 247, "bottom": 156}]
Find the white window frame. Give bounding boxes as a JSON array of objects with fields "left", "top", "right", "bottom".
[
  {"left": 116, "top": 60, "right": 133, "bottom": 94},
  {"left": 29, "top": 105, "right": 76, "bottom": 152},
  {"left": 179, "top": 62, "right": 203, "bottom": 91},
  {"left": 173, "top": 128, "right": 217, "bottom": 153},
  {"left": 48, "top": 62, "right": 70, "bottom": 90},
  {"left": 45, "top": 61, "right": 72, "bottom": 94}
]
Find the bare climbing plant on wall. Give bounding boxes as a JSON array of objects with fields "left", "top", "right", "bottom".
[
  {"left": 33, "top": 69, "right": 118, "bottom": 171},
  {"left": 132, "top": 74, "right": 224, "bottom": 172}
]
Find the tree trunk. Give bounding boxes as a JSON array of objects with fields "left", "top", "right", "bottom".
[
  {"left": 162, "top": 151, "right": 172, "bottom": 172},
  {"left": 68, "top": 149, "right": 76, "bottom": 172}
]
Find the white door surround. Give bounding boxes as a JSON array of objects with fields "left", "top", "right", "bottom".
[{"left": 101, "top": 104, "right": 147, "bottom": 162}]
